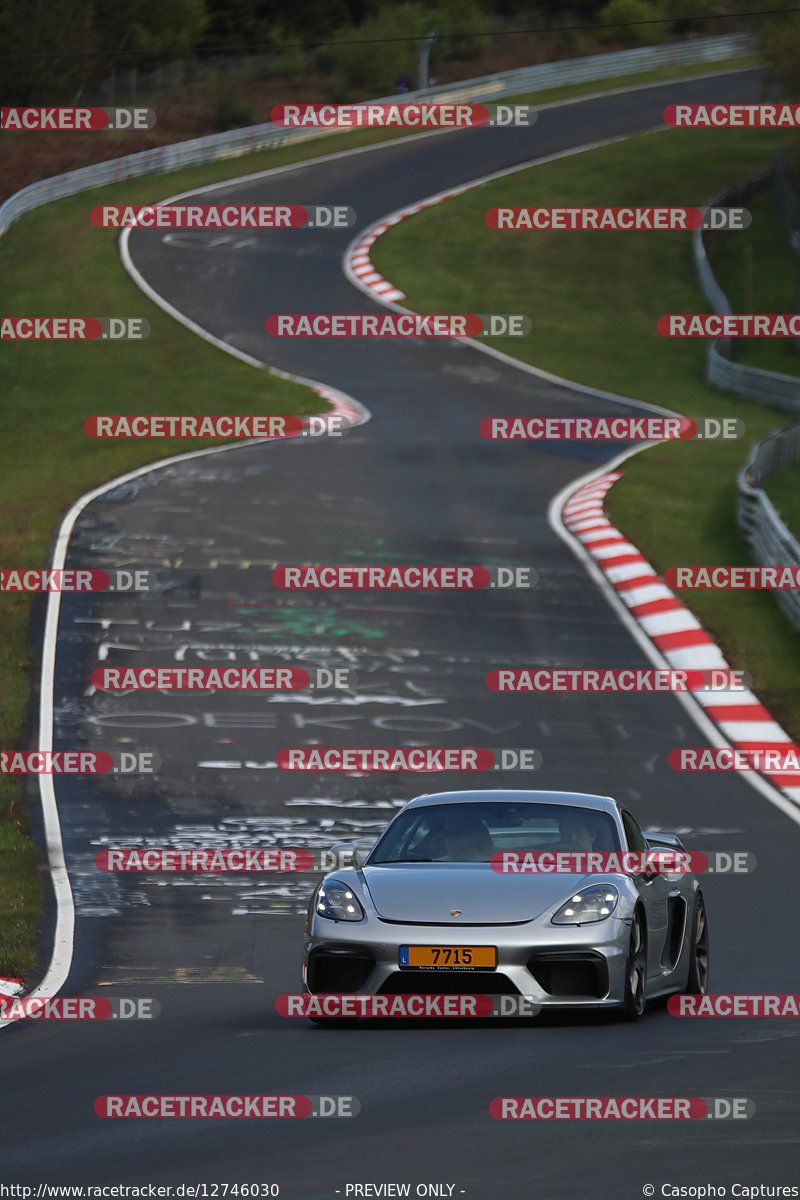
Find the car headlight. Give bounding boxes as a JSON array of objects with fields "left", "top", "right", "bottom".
[
  {"left": 551, "top": 884, "right": 619, "bottom": 925},
  {"left": 315, "top": 879, "right": 365, "bottom": 922}
]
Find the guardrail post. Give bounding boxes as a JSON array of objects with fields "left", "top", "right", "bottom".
[{"left": 417, "top": 30, "right": 438, "bottom": 91}]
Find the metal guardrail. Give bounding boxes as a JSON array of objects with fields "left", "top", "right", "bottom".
[
  {"left": 694, "top": 175, "right": 800, "bottom": 412},
  {"left": 773, "top": 152, "right": 800, "bottom": 243},
  {"left": 0, "top": 32, "right": 755, "bottom": 237},
  {"left": 426, "top": 32, "right": 755, "bottom": 101},
  {"left": 708, "top": 347, "right": 800, "bottom": 409},
  {"left": 737, "top": 424, "right": 800, "bottom": 630},
  {"left": 694, "top": 174, "right": 772, "bottom": 320},
  {"left": 690, "top": 162, "right": 800, "bottom": 410}
]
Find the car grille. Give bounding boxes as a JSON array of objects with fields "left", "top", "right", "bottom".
[{"left": 307, "top": 949, "right": 374, "bottom": 993}]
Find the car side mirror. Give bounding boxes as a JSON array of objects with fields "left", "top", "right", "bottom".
[
  {"left": 326, "top": 842, "right": 359, "bottom": 870},
  {"left": 643, "top": 833, "right": 686, "bottom": 876}
]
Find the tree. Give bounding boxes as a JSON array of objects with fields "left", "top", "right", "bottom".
[
  {"left": 0, "top": 0, "right": 95, "bottom": 104},
  {"left": 757, "top": 12, "right": 800, "bottom": 100}
]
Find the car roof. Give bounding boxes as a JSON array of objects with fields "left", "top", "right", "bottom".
[{"left": 403, "top": 789, "right": 619, "bottom": 815}]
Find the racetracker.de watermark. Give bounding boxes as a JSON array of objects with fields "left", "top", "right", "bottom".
[
  {"left": 659, "top": 315, "right": 800, "bottom": 337},
  {"left": 664, "top": 103, "right": 800, "bottom": 126},
  {"left": 664, "top": 566, "right": 800, "bottom": 589},
  {"left": 1, "top": 751, "right": 158, "bottom": 775},
  {"left": 265, "top": 314, "right": 530, "bottom": 337},
  {"left": 1, "top": 569, "right": 150, "bottom": 592},
  {"left": 272, "top": 565, "right": 535, "bottom": 588},
  {"left": 486, "top": 669, "right": 750, "bottom": 692},
  {"left": 91, "top": 205, "right": 355, "bottom": 229},
  {"left": 487, "top": 206, "right": 749, "bottom": 231},
  {"left": 276, "top": 747, "right": 542, "bottom": 771},
  {"left": 277, "top": 994, "right": 541, "bottom": 1018},
  {"left": 480, "top": 417, "right": 744, "bottom": 441},
  {"left": 669, "top": 748, "right": 800, "bottom": 772},
  {"left": 1, "top": 318, "right": 149, "bottom": 339},
  {"left": 669, "top": 994, "right": 800, "bottom": 1016},
  {"left": 271, "top": 102, "right": 536, "bottom": 128},
  {"left": 490, "top": 850, "right": 755, "bottom": 875},
  {"left": 94, "top": 845, "right": 385, "bottom": 873},
  {"left": 90, "top": 667, "right": 354, "bottom": 691},
  {"left": 0, "top": 996, "right": 159, "bottom": 1020},
  {"left": 1, "top": 107, "right": 156, "bottom": 130},
  {"left": 95, "top": 848, "right": 313, "bottom": 872},
  {"left": 84, "top": 414, "right": 346, "bottom": 439},
  {"left": 491, "top": 1097, "right": 754, "bottom": 1120},
  {"left": 94, "top": 1095, "right": 359, "bottom": 1118}
]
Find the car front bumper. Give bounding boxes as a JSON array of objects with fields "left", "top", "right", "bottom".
[{"left": 303, "top": 914, "right": 631, "bottom": 1008}]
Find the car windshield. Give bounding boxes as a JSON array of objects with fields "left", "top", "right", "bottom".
[{"left": 366, "top": 801, "right": 621, "bottom": 864}]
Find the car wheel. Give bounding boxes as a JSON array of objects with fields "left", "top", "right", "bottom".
[
  {"left": 617, "top": 909, "right": 647, "bottom": 1021},
  {"left": 684, "top": 894, "right": 710, "bottom": 995}
]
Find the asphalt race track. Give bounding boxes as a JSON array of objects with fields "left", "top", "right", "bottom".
[{"left": 2, "top": 69, "right": 800, "bottom": 1196}]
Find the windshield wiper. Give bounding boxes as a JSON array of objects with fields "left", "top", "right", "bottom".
[{"left": 381, "top": 856, "right": 437, "bottom": 863}]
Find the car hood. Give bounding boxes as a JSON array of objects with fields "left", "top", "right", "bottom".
[{"left": 361, "top": 863, "right": 595, "bottom": 925}]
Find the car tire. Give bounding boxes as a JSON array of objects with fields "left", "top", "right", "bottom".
[
  {"left": 617, "top": 909, "right": 647, "bottom": 1021},
  {"left": 684, "top": 893, "right": 710, "bottom": 995}
]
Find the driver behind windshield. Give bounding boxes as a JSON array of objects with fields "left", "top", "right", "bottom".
[
  {"left": 557, "top": 810, "right": 599, "bottom": 852},
  {"left": 429, "top": 810, "right": 495, "bottom": 861}
]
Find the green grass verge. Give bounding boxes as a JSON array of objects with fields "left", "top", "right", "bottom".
[
  {"left": 0, "top": 819, "right": 40, "bottom": 978},
  {"left": 0, "top": 50, "right": 762, "bottom": 981},
  {"left": 709, "top": 188, "right": 800, "bottom": 377},
  {"left": 371, "top": 124, "right": 800, "bottom": 740}
]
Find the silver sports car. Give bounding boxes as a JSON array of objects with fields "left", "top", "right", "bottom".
[{"left": 302, "top": 789, "right": 709, "bottom": 1019}]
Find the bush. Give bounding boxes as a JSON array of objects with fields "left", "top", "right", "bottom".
[
  {"left": 331, "top": 0, "right": 490, "bottom": 94},
  {"left": 208, "top": 91, "right": 257, "bottom": 129},
  {"left": 597, "top": 0, "right": 671, "bottom": 46},
  {"left": 757, "top": 14, "right": 800, "bottom": 101},
  {"left": 666, "top": 0, "right": 727, "bottom": 34},
  {"left": 266, "top": 24, "right": 310, "bottom": 81}
]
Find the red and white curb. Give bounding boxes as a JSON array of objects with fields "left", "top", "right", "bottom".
[
  {"left": 307, "top": 384, "right": 365, "bottom": 428},
  {"left": 348, "top": 220, "right": 406, "bottom": 302},
  {"left": 562, "top": 473, "right": 800, "bottom": 805},
  {"left": 344, "top": 71, "right": 756, "bottom": 309},
  {"left": 347, "top": 194, "right": 463, "bottom": 303},
  {"left": 343, "top": 134, "right": 660, "bottom": 308},
  {"left": 0, "top": 978, "right": 23, "bottom": 998}
]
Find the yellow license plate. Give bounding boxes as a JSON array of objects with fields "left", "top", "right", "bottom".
[{"left": 399, "top": 945, "right": 497, "bottom": 969}]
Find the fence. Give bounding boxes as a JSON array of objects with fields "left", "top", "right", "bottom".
[
  {"left": 773, "top": 152, "right": 800, "bottom": 251},
  {"left": 1, "top": 32, "right": 756, "bottom": 238},
  {"left": 84, "top": 32, "right": 756, "bottom": 105},
  {"left": 694, "top": 174, "right": 800, "bottom": 412},
  {"left": 737, "top": 424, "right": 800, "bottom": 630}
]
